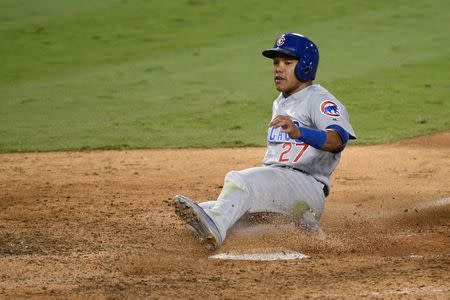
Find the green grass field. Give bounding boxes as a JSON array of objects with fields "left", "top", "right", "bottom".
[{"left": 1, "top": 0, "right": 449, "bottom": 152}]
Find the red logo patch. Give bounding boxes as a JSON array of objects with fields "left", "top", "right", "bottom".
[{"left": 320, "top": 100, "right": 341, "bottom": 118}]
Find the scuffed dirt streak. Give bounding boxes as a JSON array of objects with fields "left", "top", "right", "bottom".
[{"left": 0, "top": 132, "right": 449, "bottom": 299}]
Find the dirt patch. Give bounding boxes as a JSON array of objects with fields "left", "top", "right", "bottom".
[{"left": 0, "top": 132, "right": 449, "bottom": 298}]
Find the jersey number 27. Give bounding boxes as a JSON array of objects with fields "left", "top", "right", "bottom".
[{"left": 279, "top": 142, "right": 309, "bottom": 163}]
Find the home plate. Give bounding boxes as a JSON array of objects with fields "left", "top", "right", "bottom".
[{"left": 209, "top": 250, "right": 309, "bottom": 261}]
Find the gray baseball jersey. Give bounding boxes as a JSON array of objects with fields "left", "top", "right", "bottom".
[
  {"left": 263, "top": 84, "right": 356, "bottom": 191},
  {"left": 199, "top": 84, "right": 356, "bottom": 240}
]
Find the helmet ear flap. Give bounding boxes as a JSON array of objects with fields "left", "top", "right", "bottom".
[
  {"left": 294, "top": 60, "right": 303, "bottom": 82},
  {"left": 295, "top": 59, "right": 311, "bottom": 82}
]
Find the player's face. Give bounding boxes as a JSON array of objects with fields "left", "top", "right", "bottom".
[{"left": 273, "top": 56, "right": 303, "bottom": 97}]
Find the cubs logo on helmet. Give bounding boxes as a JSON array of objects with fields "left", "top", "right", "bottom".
[
  {"left": 320, "top": 100, "right": 340, "bottom": 118},
  {"left": 276, "top": 36, "right": 285, "bottom": 46}
]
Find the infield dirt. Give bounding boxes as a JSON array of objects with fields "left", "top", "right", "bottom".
[{"left": 0, "top": 132, "right": 449, "bottom": 299}]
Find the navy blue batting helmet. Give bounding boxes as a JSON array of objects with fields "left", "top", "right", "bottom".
[{"left": 262, "top": 33, "right": 319, "bottom": 82}]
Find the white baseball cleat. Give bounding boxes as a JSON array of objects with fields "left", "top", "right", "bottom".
[{"left": 172, "top": 195, "right": 223, "bottom": 250}]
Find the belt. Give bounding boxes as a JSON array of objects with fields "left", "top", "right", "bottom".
[
  {"left": 267, "top": 164, "right": 329, "bottom": 197},
  {"left": 323, "top": 185, "right": 329, "bottom": 197}
]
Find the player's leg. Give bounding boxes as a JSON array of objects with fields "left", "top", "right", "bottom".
[
  {"left": 176, "top": 168, "right": 270, "bottom": 243},
  {"left": 204, "top": 166, "right": 325, "bottom": 240},
  {"left": 198, "top": 201, "right": 216, "bottom": 210},
  {"left": 203, "top": 173, "right": 252, "bottom": 240},
  {"left": 172, "top": 195, "right": 223, "bottom": 250}
]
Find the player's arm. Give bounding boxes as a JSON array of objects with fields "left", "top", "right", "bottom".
[
  {"left": 269, "top": 115, "right": 348, "bottom": 153},
  {"left": 322, "top": 129, "right": 345, "bottom": 152}
]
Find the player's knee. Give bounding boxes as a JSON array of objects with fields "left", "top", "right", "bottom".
[
  {"left": 223, "top": 170, "right": 247, "bottom": 191},
  {"left": 292, "top": 198, "right": 324, "bottom": 220}
]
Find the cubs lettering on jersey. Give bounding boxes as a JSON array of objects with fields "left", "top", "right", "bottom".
[{"left": 268, "top": 120, "right": 301, "bottom": 143}]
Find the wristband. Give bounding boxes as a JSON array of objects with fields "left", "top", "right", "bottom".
[{"left": 295, "top": 127, "right": 327, "bottom": 149}]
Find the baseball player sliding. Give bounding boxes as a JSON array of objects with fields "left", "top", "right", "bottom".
[{"left": 172, "top": 33, "right": 356, "bottom": 250}]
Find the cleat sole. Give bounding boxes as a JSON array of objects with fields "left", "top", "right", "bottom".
[{"left": 172, "top": 195, "right": 222, "bottom": 250}]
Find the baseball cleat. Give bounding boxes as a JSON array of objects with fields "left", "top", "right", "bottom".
[{"left": 172, "top": 195, "right": 223, "bottom": 250}]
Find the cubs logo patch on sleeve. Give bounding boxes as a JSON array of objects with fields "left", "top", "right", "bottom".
[{"left": 320, "top": 100, "right": 341, "bottom": 118}]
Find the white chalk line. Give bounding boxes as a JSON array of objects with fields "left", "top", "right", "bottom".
[
  {"left": 369, "top": 286, "right": 450, "bottom": 297},
  {"left": 374, "top": 196, "right": 450, "bottom": 220},
  {"left": 417, "top": 197, "right": 450, "bottom": 209},
  {"left": 322, "top": 286, "right": 450, "bottom": 298}
]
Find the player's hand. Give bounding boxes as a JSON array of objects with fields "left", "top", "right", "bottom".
[{"left": 268, "top": 115, "right": 300, "bottom": 140}]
